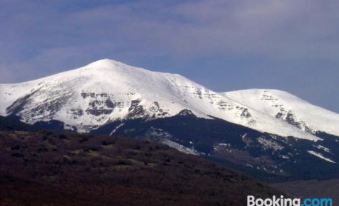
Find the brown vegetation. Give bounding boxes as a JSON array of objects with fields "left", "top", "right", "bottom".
[{"left": 0, "top": 131, "right": 281, "bottom": 206}]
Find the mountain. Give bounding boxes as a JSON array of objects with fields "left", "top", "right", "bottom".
[
  {"left": 0, "top": 130, "right": 281, "bottom": 206},
  {"left": 1, "top": 59, "right": 339, "bottom": 181},
  {"left": 0, "top": 59, "right": 316, "bottom": 140},
  {"left": 222, "top": 89, "right": 339, "bottom": 138}
]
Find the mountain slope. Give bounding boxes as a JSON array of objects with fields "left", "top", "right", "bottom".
[
  {"left": 2, "top": 112, "right": 339, "bottom": 181},
  {"left": 0, "top": 59, "right": 316, "bottom": 140},
  {"left": 222, "top": 89, "right": 339, "bottom": 137},
  {"left": 90, "top": 112, "right": 339, "bottom": 181}
]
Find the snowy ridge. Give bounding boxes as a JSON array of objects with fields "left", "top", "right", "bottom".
[
  {"left": 0, "top": 59, "right": 326, "bottom": 141},
  {"left": 223, "top": 89, "right": 339, "bottom": 137}
]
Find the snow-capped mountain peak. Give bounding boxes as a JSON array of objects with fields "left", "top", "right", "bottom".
[
  {"left": 222, "top": 89, "right": 339, "bottom": 137},
  {"left": 0, "top": 59, "right": 325, "bottom": 141}
]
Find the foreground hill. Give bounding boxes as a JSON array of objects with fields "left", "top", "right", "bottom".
[{"left": 0, "top": 131, "right": 280, "bottom": 206}]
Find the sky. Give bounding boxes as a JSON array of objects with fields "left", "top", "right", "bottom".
[{"left": 0, "top": 0, "right": 339, "bottom": 112}]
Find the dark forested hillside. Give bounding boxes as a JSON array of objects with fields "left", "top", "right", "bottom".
[{"left": 0, "top": 130, "right": 281, "bottom": 206}]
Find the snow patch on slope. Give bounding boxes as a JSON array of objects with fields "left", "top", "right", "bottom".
[
  {"left": 109, "top": 123, "right": 125, "bottom": 136},
  {"left": 161, "top": 139, "right": 198, "bottom": 155},
  {"left": 308, "top": 150, "right": 336, "bottom": 164},
  {"left": 314, "top": 145, "right": 331, "bottom": 153}
]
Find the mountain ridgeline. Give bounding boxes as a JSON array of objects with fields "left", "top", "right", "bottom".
[{"left": 1, "top": 59, "right": 339, "bottom": 181}]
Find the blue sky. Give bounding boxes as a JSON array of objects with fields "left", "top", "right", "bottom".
[{"left": 0, "top": 0, "right": 339, "bottom": 112}]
